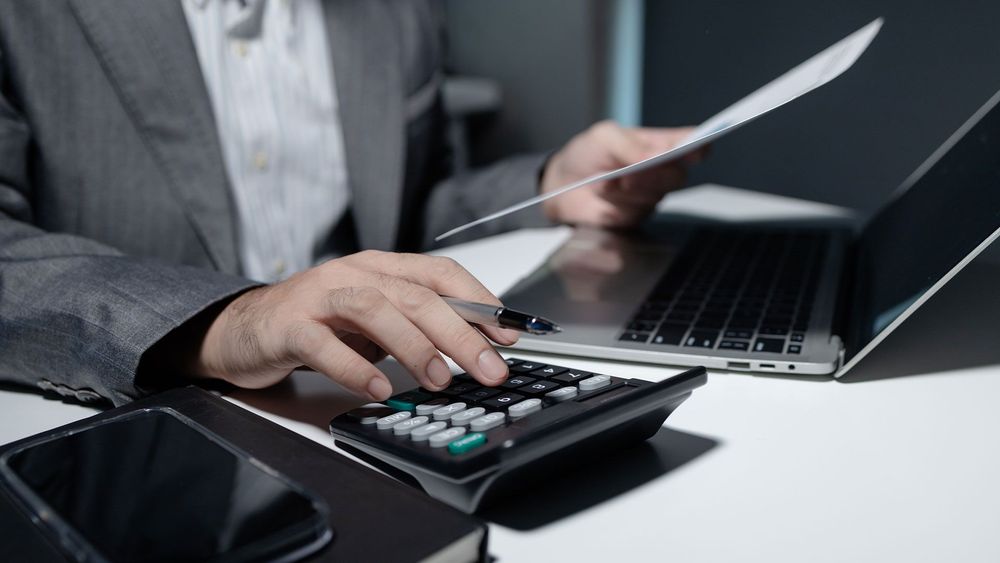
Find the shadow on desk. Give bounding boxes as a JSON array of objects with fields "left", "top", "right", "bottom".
[
  {"left": 840, "top": 260, "right": 1000, "bottom": 383},
  {"left": 480, "top": 427, "right": 718, "bottom": 530}
]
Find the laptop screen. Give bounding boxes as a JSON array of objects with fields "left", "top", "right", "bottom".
[{"left": 847, "top": 89, "right": 1000, "bottom": 360}]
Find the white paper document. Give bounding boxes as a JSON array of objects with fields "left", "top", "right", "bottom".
[{"left": 435, "top": 18, "right": 883, "bottom": 242}]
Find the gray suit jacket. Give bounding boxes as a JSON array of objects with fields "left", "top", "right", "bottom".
[{"left": 0, "top": 0, "right": 549, "bottom": 405}]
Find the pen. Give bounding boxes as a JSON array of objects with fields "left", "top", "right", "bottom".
[{"left": 442, "top": 297, "right": 562, "bottom": 335}]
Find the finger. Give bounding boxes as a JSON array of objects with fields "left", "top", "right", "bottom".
[
  {"left": 322, "top": 286, "right": 455, "bottom": 391},
  {"left": 590, "top": 120, "right": 650, "bottom": 166},
  {"left": 339, "top": 333, "right": 388, "bottom": 364},
  {"left": 287, "top": 321, "right": 394, "bottom": 401},
  {"left": 632, "top": 126, "right": 695, "bottom": 152},
  {"left": 616, "top": 166, "right": 687, "bottom": 200},
  {"left": 355, "top": 251, "right": 520, "bottom": 346},
  {"left": 365, "top": 274, "right": 512, "bottom": 387}
]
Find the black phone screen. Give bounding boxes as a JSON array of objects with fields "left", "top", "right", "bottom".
[{"left": 0, "top": 408, "right": 331, "bottom": 562}]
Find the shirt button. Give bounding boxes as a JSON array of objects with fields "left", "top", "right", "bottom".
[
  {"left": 232, "top": 40, "right": 249, "bottom": 58},
  {"left": 272, "top": 259, "right": 286, "bottom": 277},
  {"left": 252, "top": 151, "right": 269, "bottom": 171}
]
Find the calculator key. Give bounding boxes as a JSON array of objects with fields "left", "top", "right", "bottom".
[
  {"left": 392, "top": 416, "right": 429, "bottom": 436},
  {"left": 507, "top": 398, "right": 542, "bottom": 419},
  {"left": 509, "top": 362, "right": 542, "bottom": 373},
  {"left": 459, "top": 387, "right": 502, "bottom": 403},
  {"left": 432, "top": 402, "right": 467, "bottom": 421},
  {"left": 553, "top": 370, "right": 590, "bottom": 383},
  {"left": 345, "top": 405, "right": 393, "bottom": 425},
  {"left": 469, "top": 412, "right": 507, "bottom": 432},
  {"left": 448, "top": 433, "right": 487, "bottom": 455},
  {"left": 482, "top": 392, "right": 524, "bottom": 409},
  {"left": 429, "top": 427, "right": 467, "bottom": 448},
  {"left": 579, "top": 375, "right": 611, "bottom": 392},
  {"left": 414, "top": 397, "right": 451, "bottom": 415},
  {"left": 375, "top": 411, "right": 411, "bottom": 430},
  {"left": 501, "top": 375, "right": 536, "bottom": 389},
  {"left": 520, "top": 380, "right": 560, "bottom": 395},
  {"left": 529, "top": 365, "right": 568, "bottom": 378},
  {"left": 440, "top": 382, "right": 479, "bottom": 397},
  {"left": 545, "top": 386, "right": 578, "bottom": 402},
  {"left": 504, "top": 358, "right": 520, "bottom": 366},
  {"left": 449, "top": 407, "right": 486, "bottom": 426},
  {"left": 410, "top": 421, "right": 448, "bottom": 441},
  {"left": 386, "top": 390, "right": 432, "bottom": 412}
]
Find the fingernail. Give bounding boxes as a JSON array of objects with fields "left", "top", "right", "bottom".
[
  {"left": 367, "top": 377, "right": 392, "bottom": 401},
  {"left": 426, "top": 356, "right": 452, "bottom": 387},
  {"left": 478, "top": 349, "right": 508, "bottom": 383}
]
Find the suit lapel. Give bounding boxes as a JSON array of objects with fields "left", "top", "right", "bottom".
[
  {"left": 323, "top": 0, "right": 405, "bottom": 251},
  {"left": 67, "top": 0, "right": 241, "bottom": 274}
]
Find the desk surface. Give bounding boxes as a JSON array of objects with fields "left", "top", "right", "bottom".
[{"left": 3, "top": 186, "right": 999, "bottom": 563}]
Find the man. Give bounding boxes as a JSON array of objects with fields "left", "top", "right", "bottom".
[{"left": 0, "top": 1, "right": 696, "bottom": 406}]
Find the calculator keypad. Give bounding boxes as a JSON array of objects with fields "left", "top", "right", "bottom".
[{"left": 343, "top": 359, "right": 627, "bottom": 457}]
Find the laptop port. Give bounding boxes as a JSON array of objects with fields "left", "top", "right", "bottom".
[
  {"left": 727, "top": 361, "right": 751, "bottom": 370},
  {"left": 759, "top": 363, "right": 776, "bottom": 369}
]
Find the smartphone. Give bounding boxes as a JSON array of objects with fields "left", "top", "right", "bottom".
[{"left": 0, "top": 408, "right": 332, "bottom": 563}]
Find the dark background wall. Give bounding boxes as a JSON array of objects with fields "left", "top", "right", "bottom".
[
  {"left": 642, "top": 0, "right": 1000, "bottom": 214},
  {"left": 444, "top": 0, "right": 612, "bottom": 165}
]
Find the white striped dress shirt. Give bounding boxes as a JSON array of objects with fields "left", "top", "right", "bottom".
[{"left": 182, "top": 0, "right": 350, "bottom": 282}]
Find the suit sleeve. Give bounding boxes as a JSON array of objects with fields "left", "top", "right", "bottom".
[{"left": 0, "top": 56, "right": 256, "bottom": 407}]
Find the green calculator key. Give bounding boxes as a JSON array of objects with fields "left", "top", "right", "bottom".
[
  {"left": 386, "top": 390, "right": 432, "bottom": 412},
  {"left": 447, "top": 432, "right": 487, "bottom": 455}
]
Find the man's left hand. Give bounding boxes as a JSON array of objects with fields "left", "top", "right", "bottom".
[{"left": 540, "top": 121, "right": 703, "bottom": 228}]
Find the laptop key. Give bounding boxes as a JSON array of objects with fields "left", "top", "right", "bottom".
[
  {"left": 652, "top": 323, "right": 687, "bottom": 345},
  {"left": 719, "top": 340, "right": 750, "bottom": 351},
  {"left": 788, "top": 345, "right": 802, "bottom": 354},
  {"left": 684, "top": 330, "right": 718, "bottom": 348},
  {"left": 619, "top": 331, "right": 651, "bottom": 343},
  {"left": 752, "top": 338, "right": 785, "bottom": 353},
  {"left": 724, "top": 329, "right": 753, "bottom": 340},
  {"left": 790, "top": 333, "right": 805, "bottom": 342}
]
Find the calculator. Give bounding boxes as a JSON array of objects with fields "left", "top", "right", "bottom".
[{"left": 329, "top": 358, "right": 707, "bottom": 512}]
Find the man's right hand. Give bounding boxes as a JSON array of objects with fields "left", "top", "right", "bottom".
[{"left": 188, "top": 251, "right": 519, "bottom": 401}]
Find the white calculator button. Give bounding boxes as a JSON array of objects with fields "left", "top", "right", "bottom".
[
  {"left": 375, "top": 410, "right": 411, "bottom": 430},
  {"left": 432, "top": 402, "right": 467, "bottom": 421},
  {"left": 507, "top": 398, "right": 542, "bottom": 419},
  {"left": 410, "top": 421, "right": 448, "bottom": 441},
  {"left": 429, "top": 427, "right": 467, "bottom": 448},
  {"left": 415, "top": 398, "right": 450, "bottom": 416},
  {"left": 392, "top": 415, "right": 429, "bottom": 436},
  {"left": 449, "top": 407, "right": 486, "bottom": 426},
  {"left": 545, "top": 386, "right": 578, "bottom": 402},
  {"left": 579, "top": 375, "right": 611, "bottom": 392},
  {"left": 469, "top": 412, "right": 506, "bottom": 432}
]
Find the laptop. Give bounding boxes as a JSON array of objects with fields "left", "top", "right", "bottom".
[{"left": 502, "top": 88, "right": 1000, "bottom": 377}]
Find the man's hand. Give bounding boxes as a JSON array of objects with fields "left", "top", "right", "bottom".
[
  {"left": 541, "top": 121, "right": 703, "bottom": 228},
  {"left": 189, "top": 251, "right": 519, "bottom": 401}
]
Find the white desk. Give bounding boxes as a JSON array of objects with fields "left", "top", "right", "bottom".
[{"left": 3, "top": 186, "right": 1000, "bottom": 562}]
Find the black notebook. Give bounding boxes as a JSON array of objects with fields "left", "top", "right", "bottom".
[{"left": 0, "top": 386, "right": 488, "bottom": 563}]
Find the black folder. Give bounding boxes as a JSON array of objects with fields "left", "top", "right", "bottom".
[{"left": 0, "top": 386, "right": 488, "bottom": 562}]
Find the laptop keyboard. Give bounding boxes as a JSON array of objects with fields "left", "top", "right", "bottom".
[{"left": 619, "top": 230, "right": 828, "bottom": 355}]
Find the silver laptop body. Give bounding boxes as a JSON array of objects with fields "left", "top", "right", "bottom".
[{"left": 503, "top": 89, "right": 1000, "bottom": 377}]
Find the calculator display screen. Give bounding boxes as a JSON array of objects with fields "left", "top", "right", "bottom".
[{"left": 1, "top": 409, "right": 330, "bottom": 562}]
